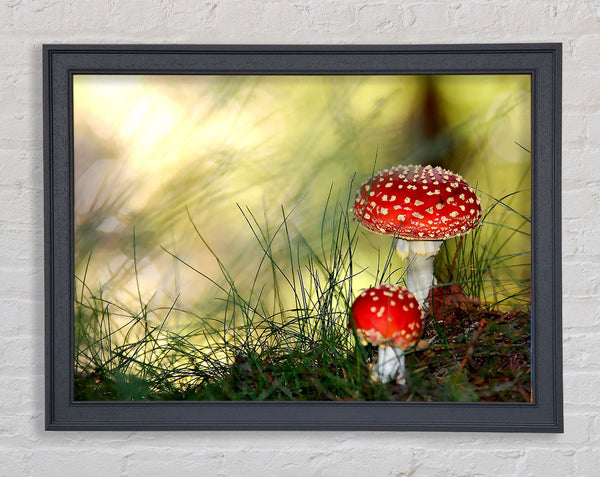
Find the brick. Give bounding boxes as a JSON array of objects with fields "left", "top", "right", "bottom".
[
  {"left": 11, "top": 1, "right": 67, "bottom": 32},
  {"left": 0, "top": 150, "right": 42, "bottom": 189},
  {"left": 222, "top": 448, "right": 315, "bottom": 476},
  {"left": 592, "top": 415, "right": 600, "bottom": 445},
  {"left": 406, "top": 3, "right": 453, "bottom": 32},
  {"left": 0, "top": 412, "right": 41, "bottom": 445},
  {"left": 564, "top": 372, "right": 600, "bottom": 408},
  {"left": 0, "top": 265, "right": 43, "bottom": 302},
  {"left": 63, "top": 1, "right": 114, "bottom": 31},
  {"left": 564, "top": 332, "right": 600, "bottom": 371},
  {"left": 0, "top": 69, "right": 42, "bottom": 107},
  {"left": 109, "top": 1, "right": 167, "bottom": 32},
  {"left": 560, "top": 413, "right": 592, "bottom": 445},
  {"left": 569, "top": 33, "right": 600, "bottom": 71},
  {"left": 0, "top": 335, "right": 43, "bottom": 377},
  {"left": 586, "top": 113, "right": 600, "bottom": 147},
  {"left": 414, "top": 449, "right": 521, "bottom": 476},
  {"left": 579, "top": 223, "right": 600, "bottom": 255},
  {"left": 563, "top": 188, "right": 599, "bottom": 220},
  {"left": 0, "top": 110, "right": 42, "bottom": 150},
  {"left": 356, "top": 3, "right": 402, "bottom": 33},
  {"left": 31, "top": 450, "right": 123, "bottom": 477},
  {"left": 563, "top": 296, "right": 600, "bottom": 328},
  {"left": 0, "top": 188, "right": 43, "bottom": 230},
  {"left": 310, "top": 447, "right": 415, "bottom": 476},
  {"left": 308, "top": 1, "right": 357, "bottom": 31},
  {"left": 0, "top": 377, "right": 35, "bottom": 413},
  {"left": 563, "top": 71, "right": 599, "bottom": 109},
  {"left": 562, "top": 147, "right": 600, "bottom": 185},
  {"left": 575, "top": 448, "right": 600, "bottom": 477},
  {"left": 518, "top": 449, "right": 577, "bottom": 476},
  {"left": 0, "top": 39, "right": 30, "bottom": 68},
  {"left": 497, "top": 1, "right": 600, "bottom": 37},
  {"left": 126, "top": 449, "right": 223, "bottom": 477},
  {"left": 0, "top": 449, "right": 33, "bottom": 477},
  {"left": 0, "top": 298, "right": 42, "bottom": 336},
  {"left": 0, "top": 229, "right": 43, "bottom": 271},
  {"left": 562, "top": 113, "right": 587, "bottom": 145},
  {"left": 563, "top": 259, "right": 600, "bottom": 297},
  {"left": 452, "top": 1, "right": 502, "bottom": 33},
  {"left": 562, "top": 218, "right": 599, "bottom": 258},
  {"left": 166, "top": 1, "right": 218, "bottom": 28}
]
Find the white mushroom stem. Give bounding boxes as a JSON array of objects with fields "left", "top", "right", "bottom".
[
  {"left": 395, "top": 239, "right": 443, "bottom": 309},
  {"left": 374, "top": 346, "right": 406, "bottom": 384}
]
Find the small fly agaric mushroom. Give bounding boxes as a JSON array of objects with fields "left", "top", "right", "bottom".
[
  {"left": 349, "top": 284, "right": 423, "bottom": 384},
  {"left": 353, "top": 164, "right": 481, "bottom": 308}
]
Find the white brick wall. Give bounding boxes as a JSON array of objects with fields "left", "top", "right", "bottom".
[{"left": 0, "top": 1, "right": 598, "bottom": 475}]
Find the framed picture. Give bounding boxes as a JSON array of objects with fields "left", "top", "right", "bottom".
[{"left": 44, "top": 44, "right": 562, "bottom": 431}]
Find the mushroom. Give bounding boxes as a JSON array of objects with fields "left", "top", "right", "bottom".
[
  {"left": 352, "top": 164, "right": 481, "bottom": 308},
  {"left": 349, "top": 284, "right": 423, "bottom": 384}
]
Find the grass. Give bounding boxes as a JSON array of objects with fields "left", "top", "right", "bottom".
[{"left": 74, "top": 181, "right": 531, "bottom": 402}]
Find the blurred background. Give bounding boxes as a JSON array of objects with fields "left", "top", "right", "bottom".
[{"left": 73, "top": 73, "right": 531, "bottom": 344}]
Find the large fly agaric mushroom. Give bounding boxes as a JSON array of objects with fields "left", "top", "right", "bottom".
[
  {"left": 353, "top": 164, "right": 482, "bottom": 308},
  {"left": 349, "top": 284, "right": 423, "bottom": 384}
]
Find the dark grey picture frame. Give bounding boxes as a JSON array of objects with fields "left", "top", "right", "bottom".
[{"left": 44, "top": 44, "right": 562, "bottom": 432}]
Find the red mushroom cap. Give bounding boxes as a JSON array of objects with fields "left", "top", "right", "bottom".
[
  {"left": 349, "top": 284, "right": 423, "bottom": 349},
  {"left": 353, "top": 164, "right": 482, "bottom": 240}
]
